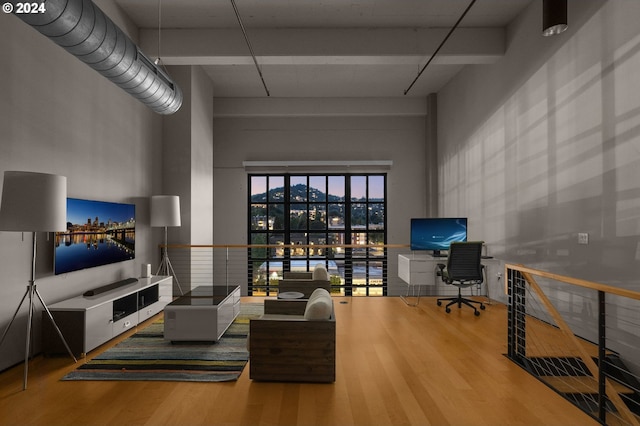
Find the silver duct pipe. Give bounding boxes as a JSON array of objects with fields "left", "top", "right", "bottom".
[{"left": 11, "top": 0, "right": 182, "bottom": 115}]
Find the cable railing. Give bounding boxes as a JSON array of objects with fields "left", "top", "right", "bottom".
[
  {"left": 506, "top": 264, "right": 640, "bottom": 426},
  {"left": 160, "top": 243, "right": 410, "bottom": 297}
]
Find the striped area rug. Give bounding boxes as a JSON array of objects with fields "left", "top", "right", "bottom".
[{"left": 62, "top": 303, "right": 263, "bottom": 382}]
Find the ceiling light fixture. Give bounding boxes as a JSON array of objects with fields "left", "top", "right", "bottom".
[
  {"left": 542, "top": 0, "right": 568, "bottom": 36},
  {"left": 230, "top": 0, "right": 271, "bottom": 97},
  {"left": 404, "top": 0, "right": 477, "bottom": 96}
]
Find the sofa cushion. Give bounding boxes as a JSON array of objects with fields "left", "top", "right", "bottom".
[
  {"left": 283, "top": 271, "right": 313, "bottom": 280},
  {"left": 304, "top": 288, "right": 332, "bottom": 320},
  {"left": 308, "top": 287, "right": 327, "bottom": 303},
  {"left": 312, "top": 263, "right": 330, "bottom": 281}
]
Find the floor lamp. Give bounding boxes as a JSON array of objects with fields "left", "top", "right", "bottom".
[
  {"left": 0, "top": 171, "right": 77, "bottom": 390},
  {"left": 151, "top": 195, "right": 183, "bottom": 295}
]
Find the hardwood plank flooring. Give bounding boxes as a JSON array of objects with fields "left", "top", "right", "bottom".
[{"left": 0, "top": 296, "right": 597, "bottom": 425}]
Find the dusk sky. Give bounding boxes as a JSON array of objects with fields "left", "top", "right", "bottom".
[
  {"left": 66, "top": 198, "right": 135, "bottom": 225},
  {"left": 250, "top": 175, "right": 384, "bottom": 200}
]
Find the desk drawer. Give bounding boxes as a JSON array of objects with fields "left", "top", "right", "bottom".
[{"left": 409, "top": 271, "right": 436, "bottom": 286}]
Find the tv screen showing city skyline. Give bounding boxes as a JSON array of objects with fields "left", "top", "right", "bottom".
[{"left": 54, "top": 198, "right": 135, "bottom": 275}]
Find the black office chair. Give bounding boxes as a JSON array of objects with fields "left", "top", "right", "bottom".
[{"left": 436, "top": 241, "right": 486, "bottom": 316}]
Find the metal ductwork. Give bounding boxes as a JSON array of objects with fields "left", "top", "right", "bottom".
[{"left": 11, "top": 0, "right": 182, "bottom": 115}]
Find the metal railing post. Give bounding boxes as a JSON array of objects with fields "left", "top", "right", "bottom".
[
  {"left": 225, "top": 246, "right": 229, "bottom": 293},
  {"left": 598, "top": 290, "right": 606, "bottom": 423},
  {"left": 507, "top": 268, "right": 526, "bottom": 362}
]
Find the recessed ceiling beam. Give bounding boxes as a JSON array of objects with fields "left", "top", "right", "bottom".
[
  {"left": 213, "top": 97, "right": 427, "bottom": 117},
  {"left": 139, "top": 27, "right": 504, "bottom": 67}
]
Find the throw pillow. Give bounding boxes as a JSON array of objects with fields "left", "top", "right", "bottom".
[
  {"left": 308, "top": 287, "right": 327, "bottom": 303},
  {"left": 312, "top": 263, "right": 330, "bottom": 281},
  {"left": 304, "top": 288, "right": 332, "bottom": 320}
]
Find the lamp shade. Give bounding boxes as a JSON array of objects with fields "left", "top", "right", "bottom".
[
  {"left": 150, "top": 195, "right": 181, "bottom": 227},
  {"left": 0, "top": 171, "right": 67, "bottom": 232},
  {"left": 543, "top": 0, "right": 568, "bottom": 36}
]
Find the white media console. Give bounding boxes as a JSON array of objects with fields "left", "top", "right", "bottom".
[{"left": 42, "top": 275, "right": 173, "bottom": 357}]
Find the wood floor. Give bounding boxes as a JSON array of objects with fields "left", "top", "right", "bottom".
[{"left": 0, "top": 296, "right": 597, "bottom": 426}]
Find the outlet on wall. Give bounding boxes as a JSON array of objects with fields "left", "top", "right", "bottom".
[{"left": 578, "top": 233, "right": 589, "bottom": 245}]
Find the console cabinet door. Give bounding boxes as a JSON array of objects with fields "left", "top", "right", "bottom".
[
  {"left": 139, "top": 301, "right": 163, "bottom": 322},
  {"left": 158, "top": 277, "right": 173, "bottom": 305},
  {"left": 85, "top": 303, "right": 113, "bottom": 353},
  {"left": 113, "top": 312, "right": 138, "bottom": 336}
]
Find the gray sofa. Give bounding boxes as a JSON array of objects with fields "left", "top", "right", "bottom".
[
  {"left": 279, "top": 264, "right": 331, "bottom": 298},
  {"left": 249, "top": 288, "right": 336, "bottom": 383}
]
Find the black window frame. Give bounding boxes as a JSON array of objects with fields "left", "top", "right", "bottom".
[{"left": 248, "top": 173, "right": 387, "bottom": 296}]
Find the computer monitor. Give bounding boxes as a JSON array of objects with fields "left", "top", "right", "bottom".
[{"left": 410, "top": 217, "right": 468, "bottom": 257}]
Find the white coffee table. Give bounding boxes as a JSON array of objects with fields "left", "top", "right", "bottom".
[{"left": 164, "top": 285, "right": 240, "bottom": 342}]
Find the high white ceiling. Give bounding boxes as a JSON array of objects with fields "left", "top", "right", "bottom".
[{"left": 114, "top": 0, "right": 534, "bottom": 97}]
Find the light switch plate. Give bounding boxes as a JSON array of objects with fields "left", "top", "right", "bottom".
[{"left": 578, "top": 233, "right": 589, "bottom": 245}]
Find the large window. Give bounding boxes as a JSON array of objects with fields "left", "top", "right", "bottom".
[{"left": 249, "top": 174, "right": 387, "bottom": 296}]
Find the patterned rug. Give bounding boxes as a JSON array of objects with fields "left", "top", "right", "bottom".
[{"left": 61, "top": 303, "right": 263, "bottom": 382}]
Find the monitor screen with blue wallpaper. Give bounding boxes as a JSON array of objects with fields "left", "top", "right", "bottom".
[{"left": 410, "top": 218, "right": 467, "bottom": 253}]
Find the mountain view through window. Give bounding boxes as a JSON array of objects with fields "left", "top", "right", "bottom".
[{"left": 248, "top": 174, "right": 387, "bottom": 296}]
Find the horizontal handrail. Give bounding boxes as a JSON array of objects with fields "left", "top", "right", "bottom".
[
  {"left": 162, "top": 243, "right": 411, "bottom": 249},
  {"left": 506, "top": 264, "right": 640, "bottom": 425},
  {"left": 506, "top": 263, "right": 640, "bottom": 301},
  {"left": 157, "top": 243, "right": 412, "bottom": 297}
]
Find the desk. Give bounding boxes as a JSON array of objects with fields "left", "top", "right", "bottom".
[
  {"left": 398, "top": 254, "right": 434, "bottom": 305},
  {"left": 398, "top": 254, "right": 500, "bottom": 305}
]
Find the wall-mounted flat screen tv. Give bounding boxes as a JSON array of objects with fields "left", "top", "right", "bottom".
[
  {"left": 54, "top": 198, "right": 135, "bottom": 275},
  {"left": 410, "top": 217, "right": 467, "bottom": 256}
]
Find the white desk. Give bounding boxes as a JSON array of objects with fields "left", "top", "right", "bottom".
[
  {"left": 398, "top": 254, "right": 501, "bottom": 305},
  {"left": 398, "top": 254, "right": 438, "bottom": 305}
]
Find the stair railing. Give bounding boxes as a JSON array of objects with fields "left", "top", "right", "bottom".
[{"left": 507, "top": 264, "right": 640, "bottom": 426}]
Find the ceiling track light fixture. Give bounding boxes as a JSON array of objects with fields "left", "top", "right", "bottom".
[
  {"left": 404, "top": 0, "right": 477, "bottom": 96},
  {"left": 230, "top": 0, "right": 271, "bottom": 97},
  {"left": 9, "top": 0, "right": 182, "bottom": 114},
  {"left": 543, "top": 0, "right": 568, "bottom": 36}
]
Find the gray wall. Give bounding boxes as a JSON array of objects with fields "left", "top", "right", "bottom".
[
  {"left": 0, "top": 1, "right": 162, "bottom": 371},
  {"left": 439, "top": 0, "right": 640, "bottom": 281},
  {"left": 438, "top": 0, "right": 639, "bottom": 369},
  {"left": 161, "top": 65, "right": 214, "bottom": 293},
  {"left": 212, "top": 98, "right": 428, "bottom": 295}
]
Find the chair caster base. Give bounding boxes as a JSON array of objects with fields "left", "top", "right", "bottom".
[{"left": 437, "top": 295, "right": 486, "bottom": 316}]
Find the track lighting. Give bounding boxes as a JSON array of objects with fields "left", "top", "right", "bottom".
[
  {"left": 230, "top": 0, "right": 270, "bottom": 97},
  {"left": 404, "top": 0, "right": 477, "bottom": 95}
]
